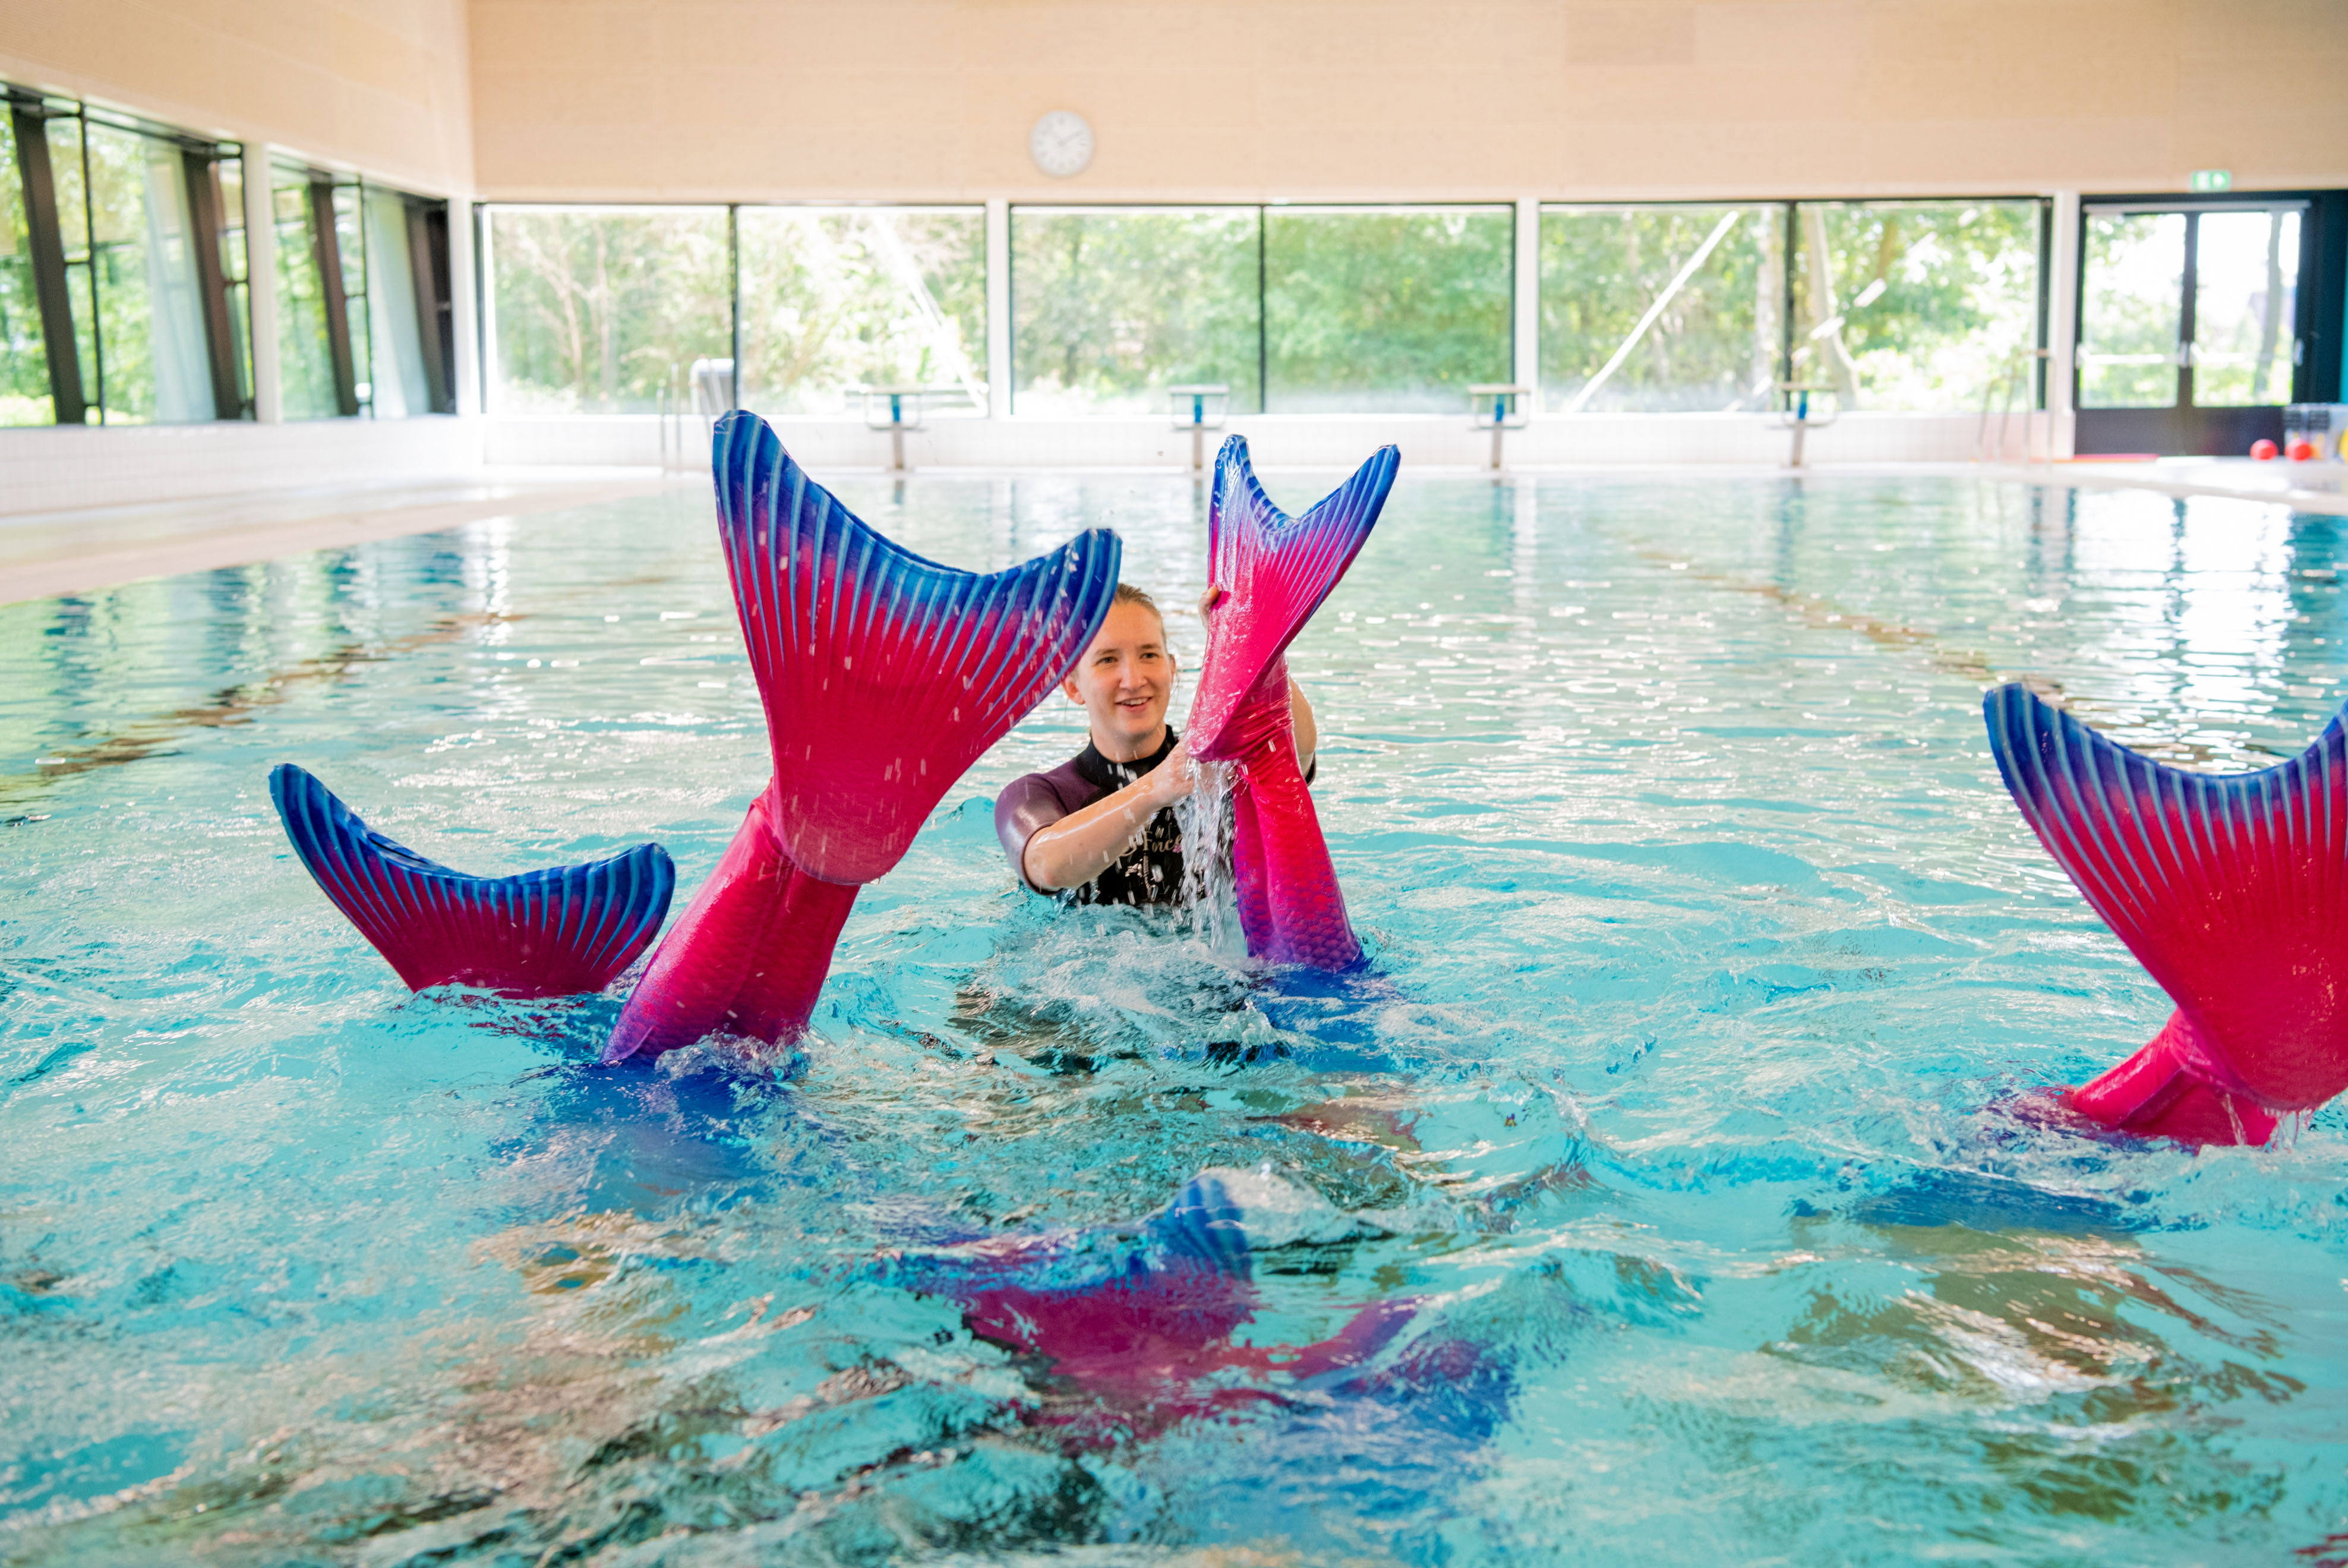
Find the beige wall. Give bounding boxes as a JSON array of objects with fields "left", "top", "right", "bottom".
[
  {"left": 0, "top": 0, "right": 474, "bottom": 196},
  {"left": 467, "top": 0, "right": 2348, "bottom": 203},
  {"left": 4, "top": 0, "right": 2341, "bottom": 204}
]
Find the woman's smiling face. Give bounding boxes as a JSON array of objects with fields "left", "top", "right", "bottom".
[{"left": 1063, "top": 598, "right": 1176, "bottom": 761}]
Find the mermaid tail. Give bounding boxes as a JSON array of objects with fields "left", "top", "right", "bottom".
[
  {"left": 269, "top": 763, "right": 674, "bottom": 997},
  {"left": 915, "top": 1171, "right": 1425, "bottom": 1433},
  {"left": 1984, "top": 683, "right": 2348, "bottom": 1146},
  {"left": 604, "top": 412, "right": 1119, "bottom": 1062},
  {"left": 599, "top": 788, "right": 857, "bottom": 1061},
  {"left": 1191, "top": 437, "right": 1397, "bottom": 969}
]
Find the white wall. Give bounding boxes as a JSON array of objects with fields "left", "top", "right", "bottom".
[{"left": 0, "top": 418, "right": 483, "bottom": 518}]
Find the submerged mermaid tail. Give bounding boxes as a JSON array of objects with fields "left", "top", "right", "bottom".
[
  {"left": 1191, "top": 437, "right": 1397, "bottom": 970},
  {"left": 1984, "top": 682, "right": 2348, "bottom": 1146},
  {"left": 910, "top": 1171, "right": 1425, "bottom": 1432},
  {"left": 604, "top": 412, "right": 1119, "bottom": 1062},
  {"left": 269, "top": 763, "right": 674, "bottom": 997}
]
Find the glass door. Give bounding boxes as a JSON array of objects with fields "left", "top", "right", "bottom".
[
  {"left": 2076, "top": 200, "right": 2308, "bottom": 455},
  {"left": 2192, "top": 207, "right": 2299, "bottom": 407}
]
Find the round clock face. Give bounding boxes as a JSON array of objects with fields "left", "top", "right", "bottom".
[{"left": 1029, "top": 111, "right": 1093, "bottom": 178}]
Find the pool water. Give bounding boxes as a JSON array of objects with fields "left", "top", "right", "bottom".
[{"left": 4, "top": 471, "right": 2347, "bottom": 1564}]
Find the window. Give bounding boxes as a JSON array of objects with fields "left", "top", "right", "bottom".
[
  {"left": 1263, "top": 206, "right": 1512, "bottom": 412},
  {"left": 1008, "top": 204, "right": 1513, "bottom": 415},
  {"left": 0, "top": 110, "right": 53, "bottom": 426},
  {"left": 485, "top": 206, "right": 731, "bottom": 415},
  {"left": 362, "top": 186, "right": 454, "bottom": 416},
  {"left": 272, "top": 163, "right": 349, "bottom": 419},
  {"left": 271, "top": 163, "right": 453, "bottom": 421},
  {"left": 1012, "top": 207, "right": 1260, "bottom": 414},
  {"left": 1788, "top": 200, "right": 2043, "bottom": 412},
  {"left": 737, "top": 207, "right": 984, "bottom": 415},
  {"left": 2, "top": 87, "right": 247, "bottom": 425},
  {"left": 1539, "top": 205, "right": 1781, "bottom": 412}
]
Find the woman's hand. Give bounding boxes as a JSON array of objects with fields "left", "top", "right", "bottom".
[{"left": 1142, "top": 734, "right": 1197, "bottom": 807}]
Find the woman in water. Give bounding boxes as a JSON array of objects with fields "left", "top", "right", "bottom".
[{"left": 993, "top": 584, "right": 1317, "bottom": 904}]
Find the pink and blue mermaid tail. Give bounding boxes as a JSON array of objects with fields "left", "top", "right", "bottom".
[
  {"left": 270, "top": 411, "right": 1117, "bottom": 1046},
  {"left": 601, "top": 411, "right": 1120, "bottom": 1062},
  {"left": 269, "top": 762, "right": 675, "bottom": 997},
  {"left": 895, "top": 1171, "right": 1491, "bottom": 1442},
  {"left": 1984, "top": 682, "right": 2348, "bottom": 1146},
  {"left": 1189, "top": 436, "right": 1399, "bottom": 971}
]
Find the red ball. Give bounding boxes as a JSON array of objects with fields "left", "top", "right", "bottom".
[
  {"left": 2289, "top": 439, "right": 2318, "bottom": 461},
  {"left": 2251, "top": 438, "right": 2280, "bottom": 460}
]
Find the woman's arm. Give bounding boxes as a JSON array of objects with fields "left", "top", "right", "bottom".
[
  {"left": 1020, "top": 739, "right": 1195, "bottom": 891},
  {"left": 1290, "top": 679, "right": 1317, "bottom": 778}
]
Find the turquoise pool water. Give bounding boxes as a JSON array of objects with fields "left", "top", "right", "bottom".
[{"left": 4, "top": 471, "right": 2347, "bottom": 1564}]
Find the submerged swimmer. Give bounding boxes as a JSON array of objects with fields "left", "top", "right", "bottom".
[{"left": 994, "top": 583, "right": 1318, "bottom": 906}]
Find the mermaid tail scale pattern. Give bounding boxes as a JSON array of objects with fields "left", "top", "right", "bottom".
[
  {"left": 1984, "top": 682, "right": 2348, "bottom": 1144},
  {"left": 1189, "top": 437, "right": 1397, "bottom": 970},
  {"left": 604, "top": 413, "right": 1121, "bottom": 1061},
  {"left": 269, "top": 763, "right": 674, "bottom": 997}
]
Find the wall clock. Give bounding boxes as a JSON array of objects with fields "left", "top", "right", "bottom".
[{"left": 1029, "top": 111, "right": 1093, "bottom": 178}]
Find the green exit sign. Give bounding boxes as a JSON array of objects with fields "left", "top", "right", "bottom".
[{"left": 2191, "top": 169, "right": 2233, "bottom": 192}]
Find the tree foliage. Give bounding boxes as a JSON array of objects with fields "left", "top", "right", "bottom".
[
  {"left": 1791, "top": 201, "right": 2042, "bottom": 412},
  {"left": 739, "top": 209, "right": 984, "bottom": 415},
  {"left": 1264, "top": 209, "right": 1511, "bottom": 413},
  {"left": 1540, "top": 206, "right": 1780, "bottom": 413},
  {"left": 1012, "top": 209, "right": 1260, "bottom": 414}
]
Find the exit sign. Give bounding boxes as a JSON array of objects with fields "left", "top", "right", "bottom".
[{"left": 2191, "top": 169, "right": 2233, "bottom": 192}]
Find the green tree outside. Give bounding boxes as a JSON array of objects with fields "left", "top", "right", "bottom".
[
  {"left": 1012, "top": 209, "right": 1260, "bottom": 415},
  {"left": 1265, "top": 207, "right": 1511, "bottom": 413}
]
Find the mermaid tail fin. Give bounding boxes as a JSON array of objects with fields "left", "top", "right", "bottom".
[
  {"left": 269, "top": 763, "right": 674, "bottom": 998},
  {"left": 715, "top": 411, "right": 1121, "bottom": 884},
  {"left": 1187, "top": 438, "right": 1390, "bottom": 970},
  {"left": 1188, "top": 436, "right": 1397, "bottom": 761},
  {"left": 1984, "top": 682, "right": 2348, "bottom": 1134},
  {"left": 603, "top": 416, "right": 1120, "bottom": 1061},
  {"left": 1140, "top": 1171, "right": 1256, "bottom": 1283}
]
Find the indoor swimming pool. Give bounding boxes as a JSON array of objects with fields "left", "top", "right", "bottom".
[{"left": 4, "top": 469, "right": 2347, "bottom": 1564}]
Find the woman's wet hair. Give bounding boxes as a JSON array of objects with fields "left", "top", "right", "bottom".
[{"left": 1113, "top": 582, "right": 1166, "bottom": 639}]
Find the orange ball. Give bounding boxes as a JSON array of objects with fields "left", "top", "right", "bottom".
[{"left": 2252, "top": 438, "right": 2280, "bottom": 460}]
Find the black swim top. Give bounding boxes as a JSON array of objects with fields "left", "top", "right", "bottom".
[{"left": 995, "top": 728, "right": 1188, "bottom": 906}]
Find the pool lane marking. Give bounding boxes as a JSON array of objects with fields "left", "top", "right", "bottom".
[
  {"left": 0, "top": 610, "right": 526, "bottom": 806},
  {"left": 1619, "top": 542, "right": 2276, "bottom": 771},
  {"left": 6, "top": 553, "right": 703, "bottom": 807}
]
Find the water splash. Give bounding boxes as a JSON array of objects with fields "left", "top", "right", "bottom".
[{"left": 1176, "top": 756, "right": 1237, "bottom": 948}]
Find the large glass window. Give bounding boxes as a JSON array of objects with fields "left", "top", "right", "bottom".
[
  {"left": 273, "top": 163, "right": 448, "bottom": 420},
  {"left": 737, "top": 206, "right": 984, "bottom": 415},
  {"left": 362, "top": 187, "right": 432, "bottom": 417},
  {"left": 1263, "top": 206, "right": 1511, "bottom": 412},
  {"left": 1539, "top": 204, "right": 1781, "bottom": 412},
  {"left": 485, "top": 206, "right": 731, "bottom": 415},
  {"left": 0, "top": 112, "right": 51, "bottom": 425},
  {"left": 83, "top": 119, "right": 214, "bottom": 424},
  {"left": 1, "top": 91, "right": 244, "bottom": 427},
  {"left": 272, "top": 163, "right": 346, "bottom": 419},
  {"left": 2193, "top": 207, "right": 2299, "bottom": 407},
  {"left": 1788, "top": 200, "right": 2043, "bottom": 412},
  {"left": 1012, "top": 207, "right": 1260, "bottom": 414},
  {"left": 2079, "top": 212, "right": 2185, "bottom": 409}
]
